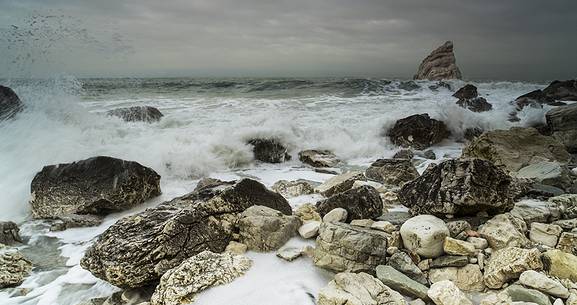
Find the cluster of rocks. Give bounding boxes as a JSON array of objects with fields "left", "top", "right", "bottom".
[{"left": 453, "top": 84, "right": 493, "bottom": 112}]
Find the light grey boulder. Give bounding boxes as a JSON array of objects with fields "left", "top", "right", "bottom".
[
  {"left": 529, "top": 223, "right": 563, "bottom": 247},
  {"left": 298, "top": 221, "right": 321, "bottom": 239},
  {"left": 427, "top": 280, "right": 473, "bottom": 305},
  {"left": 428, "top": 264, "right": 485, "bottom": 292},
  {"left": 479, "top": 213, "right": 530, "bottom": 250},
  {"left": 400, "top": 215, "right": 449, "bottom": 258},
  {"left": 413, "top": 41, "right": 462, "bottom": 80},
  {"left": 519, "top": 270, "right": 569, "bottom": 299},
  {"left": 0, "top": 245, "right": 32, "bottom": 288},
  {"left": 322, "top": 208, "right": 348, "bottom": 223},
  {"left": 503, "top": 285, "right": 552, "bottom": 305},
  {"left": 516, "top": 161, "right": 576, "bottom": 193},
  {"left": 237, "top": 205, "right": 301, "bottom": 251},
  {"left": 315, "top": 171, "right": 365, "bottom": 197},
  {"left": 317, "top": 272, "right": 407, "bottom": 305},
  {"left": 298, "top": 150, "right": 340, "bottom": 168},
  {"left": 483, "top": 247, "right": 543, "bottom": 289},
  {"left": 271, "top": 179, "right": 315, "bottom": 198}
]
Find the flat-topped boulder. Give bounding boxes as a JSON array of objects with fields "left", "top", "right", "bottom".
[
  {"left": 30, "top": 156, "right": 161, "bottom": 219},
  {"left": 247, "top": 138, "right": 291, "bottom": 163},
  {"left": 387, "top": 113, "right": 450, "bottom": 150},
  {"left": 414, "top": 41, "right": 462, "bottom": 80},
  {"left": 0, "top": 85, "right": 24, "bottom": 121},
  {"left": 298, "top": 150, "right": 340, "bottom": 168},
  {"left": 107, "top": 106, "right": 163, "bottom": 123}
]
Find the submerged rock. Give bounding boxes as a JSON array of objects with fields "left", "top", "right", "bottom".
[
  {"left": 413, "top": 41, "right": 462, "bottom": 80},
  {"left": 0, "top": 245, "right": 32, "bottom": 288},
  {"left": 365, "top": 159, "right": 419, "bottom": 186},
  {"left": 237, "top": 205, "right": 300, "bottom": 251},
  {"left": 247, "top": 138, "right": 291, "bottom": 163},
  {"left": 150, "top": 251, "right": 251, "bottom": 305},
  {"left": 546, "top": 103, "right": 577, "bottom": 153},
  {"left": 0, "top": 222, "right": 22, "bottom": 245},
  {"left": 298, "top": 150, "right": 340, "bottom": 168},
  {"left": 81, "top": 178, "right": 290, "bottom": 288},
  {"left": 316, "top": 185, "right": 383, "bottom": 222},
  {"left": 0, "top": 85, "right": 23, "bottom": 121},
  {"left": 317, "top": 272, "right": 407, "bottom": 305},
  {"left": 107, "top": 106, "right": 163, "bottom": 123},
  {"left": 30, "top": 156, "right": 161, "bottom": 219},
  {"left": 387, "top": 113, "right": 450, "bottom": 150},
  {"left": 542, "top": 249, "right": 577, "bottom": 282},
  {"left": 399, "top": 158, "right": 515, "bottom": 217},
  {"left": 453, "top": 84, "right": 492, "bottom": 112}
]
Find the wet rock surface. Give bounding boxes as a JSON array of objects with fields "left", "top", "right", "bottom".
[
  {"left": 107, "top": 106, "right": 163, "bottom": 123},
  {"left": 387, "top": 113, "right": 450, "bottom": 150},
  {"left": 247, "top": 138, "right": 291, "bottom": 163},
  {"left": 316, "top": 185, "right": 383, "bottom": 222}
]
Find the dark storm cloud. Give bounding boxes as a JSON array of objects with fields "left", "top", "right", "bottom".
[{"left": 1, "top": 0, "right": 576, "bottom": 80}]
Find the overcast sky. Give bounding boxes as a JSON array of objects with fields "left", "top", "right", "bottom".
[{"left": 0, "top": 0, "right": 576, "bottom": 80}]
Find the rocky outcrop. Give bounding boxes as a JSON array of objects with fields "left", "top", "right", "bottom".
[
  {"left": 546, "top": 103, "right": 577, "bottom": 153},
  {"left": 0, "top": 245, "right": 32, "bottom": 288},
  {"left": 150, "top": 251, "right": 251, "bottom": 305},
  {"left": 453, "top": 84, "right": 492, "bottom": 112},
  {"left": 313, "top": 222, "right": 397, "bottom": 273},
  {"left": 462, "top": 127, "right": 571, "bottom": 172},
  {"left": 298, "top": 150, "right": 340, "bottom": 168},
  {"left": 271, "top": 179, "right": 314, "bottom": 198},
  {"left": 316, "top": 185, "right": 383, "bottom": 222},
  {"left": 247, "top": 138, "right": 291, "bottom": 163},
  {"left": 0, "top": 85, "right": 23, "bottom": 121},
  {"left": 107, "top": 106, "right": 163, "bottom": 123},
  {"left": 30, "top": 156, "right": 161, "bottom": 219},
  {"left": 317, "top": 272, "right": 407, "bottom": 305},
  {"left": 365, "top": 159, "right": 419, "bottom": 186},
  {"left": 0, "top": 222, "right": 22, "bottom": 245},
  {"left": 453, "top": 84, "right": 478, "bottom": 100},
  {"left": 80, "top": 178, "right": 291, "bottom": 288},
  {"left": 237, "top": 205, "right": 300, "bottom": 251},
  {"left": 483, "top": 247, "right": 543, "bottom": 289},
  {"left": 542, "top": 79, "right": 577, "bottom": 101},
  {"left": 315, "top": 171, "right": 365, "bottom": 197},
  {"left": 400, "top": 215, "right": 449, "bottom": 258},
  {"left": 387, "top": 114, "right": 450, "bottom": 150},
  {"left": 413, "top": 41, "right": 462, "bottom": 80},
  {"left": 399, "top": 158, "right": 515, "bottom": 217}
]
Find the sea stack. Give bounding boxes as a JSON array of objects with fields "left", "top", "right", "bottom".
[{"left": 414, "top": 41, "right": 462, "bottom": 80}]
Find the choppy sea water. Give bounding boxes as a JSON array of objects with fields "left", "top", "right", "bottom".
[{"left": 0, "top": 77, "right": 551, "bottom": 305}]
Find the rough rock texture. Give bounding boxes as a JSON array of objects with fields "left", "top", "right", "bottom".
[
  {"left": 237, "top": 205, "right": 301, "bottom": 251},
  {"left": 294, "top": 203, "right": 321, "bottom": 223},
  {"left": 365, "top": 159, "right": 419, "bottom": 186},
  {"left": 322, "top": 208, "right": 348, "bottom": 223},
  {"left": 542, "top": 250, "right": 577, "bottom": 282},
  {"left": 428, "top": 280, "right": 474, "bottom": 305},
  {"left": 462, "top": 127, "right": 571, "bottom": 172},
  {"left": 107, "top": 106, "right": 163, "bottom": 123},
  {"left": 457, "top": 97, "right": 493, "bottom": 112},
  {"left": 516, "top": 161, "right": 576, "bottom": 193},
  {"left": 503, "top": 285, "right": 552, "bottom": 305},
  {"left": 271, "top": 179, "right": 315, "bottom": 198},
  {"left": 0, "top": 85, "right": 24, "bottom": 120},
  {"left": 429, "top": 264, "right": 485, "bottom": 292},
  {"left": 400, "top": 215, "right": 449, "bottom": 258},
  {"left": 546, "top": 103, "right": 577, "bottom": 153},
  {"left": 483, "top": 247, "right": 543, "bottom": 289},
  {"left": 479, "top": 213, "right": 530, "bottom": 250},
  {"left": 316, "top": 185, "right": 383, "bottom": 222},
  {"left": 387, "top": 251, "right": 428, "bottom": 286},
  {"left": 317, "top": 272, "right": 407, "bottom": 305},
  {"left": 529, "top": 222, "right": 563, "bottom": 248},
  {"left": 519, "top": 270, "right": 569, "bottom": 299},
  {"left": 453, "top": 84, "right": 478, "bottom": 100},
  {"left": 387, "top": 114, "right": 450, "bottom": 150},
  {"left": 150, "top": 251, "right": 251, "bottom": 305},
  {"left": 0, "top": 245, "right": 32, "bottom": 288},
  {"left": 549, "top": 194, "right": 577, "bottom": 219},
  {"left": 430, "top": 256, "right": 469, "bottom": 268},
  {"left": 557, "top": 232, "right": 577, "bottom": 255},
  {"left": 49, "top": 214, "right": 104, "bottom": 231},
  {"left": 81, "top": 178, "right": 291, "bottom": 288},
  {"left": 542, "top": 80, "right": 577, "bottom": 101},
  {"left": 298, "top": 150, "right": 340, "bottom": 168},
  {"left": 413, "top": 41, "right": 462, "bottom": 80},
  {"left": 0, "top": 222, "right": 22, "bottom": 245},
  {"left": 511, "top": 200, "right": 562, "bottom": 225},
  {"left": 514, "top": 90, "right": 558, "bottom": 110},
  {"left": 247, "top": 138, "right": 291, "bottom": 163},
  {"left": 443, "top": 237, "right": 476, "bottom": 256},
  {"left": 393, "top": 149, "right": 414, "bottom": 160},
  {"left": 315, "top": 171, "right": 366, "bottom": 197},
  {"left": 376, "top": 265, "right": 429, "bottom": 301},
  {"left": 30, "top": 156, "right": 161, "bottom": 219},
  {"left": 313, "top": 222, "right": 397, "bottom": 273},
  {"left": 399, "top": 158, "right": 515, "bottom": 217}
]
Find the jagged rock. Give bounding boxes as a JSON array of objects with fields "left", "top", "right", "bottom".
[
  {"left": 316, "top": 186, "right": 383, "bottom": 222},
  {"left": 365, "top": 159, "right": 419, "bottom": 186},
  {"left": 549, "top": 194, "right": 577, "bottom": 219},
  {"left": 430, "top": 256, "right": 469, "bottom": 268},
  {"left": 516, "top": 161, "right": 576, "bottom": 193},
  {"left": 443, "top": 237, "right": 476, "bottom": 256},
  {"left": 462, "top": 127, "right": 571, "bottom": 172},
  {"left": 503, "top": 285, "right": 552, "bottom": 305},
  {"left": 0, "top": 222, "right": 22, "bottom": 245},
  {"left": 0, "top": 245, "right": 32, "bottom": 288},
  {"left": 317, "top": 272, "right": 407, "bottom": 305},
  {"left": 107, "top": 106, "right": 163, "bottom": 123},
  {"left": 322, "top": 208, "right": 348, "bottom": 223},
  {"left": 546, "top": 103, "right": 577, "bottom": 152},
  {"left": 457, "top": 97, "right": 493, "bottom": 112},
  {"left": 429, "top": 264, "right": 485, "bottom": 292},
  {"left": 414, "top": 41, "right": 462, "bottom": 80},
  {"left": 298, "top": 150, "right": 340, "bottom": 168},
  {"left": 298, "top": 221, "right": 321, "bottom": 239},
  {"left": 446, "top": 220, "right": 472, "bottom": 238},
  {"left": 30, "top": 156, "right": 161, "bottom": 219},
  {"left": 271, "top": 179, "right": 315, "bottom": 198},
  {"left": 479, "top": 213, "right": 530, "bottom": 250},
  {"left": 529, "top": 222, "right": 563, "bottom": 248},
  {"left": 557, "top": 232, "right": 577, "bottom": 255},
  {"left": 371, "top": 221, "right": 397, "bottom": 233},
  {"left": 247, "top": 138, "right": 291, "bottom": 163},
  {"left": 453, "top": 84, "right": 478, "bottom": 100},
  {"left": 543, "top": 80, "right": 577, "bottom": 101},
  {"left": 428, "top": 280, "right": 473, "bottom": 305},
  {"left": 483, "top": 247, "right": 543, "bottom": 289},
  {"left": 515, "top": 90, "right": 558, "bottom": 110},
  {"left": 0, "top": 85, "right": 24, "bottom": 121},
  {"left": 429, "top": 81, "right": 452, "bottom": 91},
  {"left": 510, "top": 200, "right": 562, "bottom": 225},
  {"left": 399, "top": 158, "right": 515, "bottom": 217},
  {"left": 351, "top": 219, "right": 374, "bottom": 228},
  {"left": 376, "top": 265, "right": 430, "bottom": 300},
  {"left": 313, "top": 222, "right": 396, "bottom": 273},
  {"left": 400, "top": 215, "right": 449, "bottom": 258},
  {"left": 553, "top": 218, "right": 577, "bottom": 231},
  {"left": 150, "top": 251, "right": 251, "bottom": 305},
  {"left": 542, "top": 250, "right": 577, "bottom": 282},
  {"left": 393, "top": 149, "right": 414, "bottom": 160},
  {"left": 387, "top": 114, "right": 450, "bottom": 150},
  {"left": 519, "top": 270, "right": 569, "bottom": 299},
  {"left": 81, "top": 178, "right": 291, "bottom": 288},
  {"left": 315, "top": 171, "right": 366, "bottom": 197},
  {"left": 399, "top": 80, "right": 420, "bottom": 91},
  {"left": 237, "top": 205, "right": 301, "bottom": 251},
  {"left": 294, "top": 203, "right": 321, "bottom": 223},
  {"left": 388, "top": 251, "right": 428, "bottom": 285},
  {"left": 419, "top": 150, "right": 436, "bottom": 160}
]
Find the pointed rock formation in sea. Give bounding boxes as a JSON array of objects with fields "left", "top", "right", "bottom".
[
  {"left": 414, "top": 41, "right": 462, "bottom": 80},
  {"left": 0, "top": 85, "right": 24, "bottom": 121}
]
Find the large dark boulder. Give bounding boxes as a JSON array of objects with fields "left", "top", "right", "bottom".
[
  {"left": 365, "top": 159, "right": 419, "bottom": 186},
  {"left": 247, "top": 138, "right": 291, "bottom": 163},
  {"left": 316, "top": 185, "right": 383, "bottom": 222},
  {"left": 542, "top": 80, "right": 577, "bottom": 101},
  {"left": 414, "top": 41, "right": 462, "bottom": 80},
  {"left": 30, "top": 156, "right": 161, "bottom": 219},
  {"left": 0, "top": 85, "right": 23, "bottom": 120},
  {"left": 514, "top": 90, "right": 560, "bottom": 110},
  {"left": 399, "top": 158, "right": 516, "bottom": 217},
  {"left": 387, "top": 114, "right": 450, "bottom": 150},
  {"left": 453, "top": 84, "right": 492, "bottom": 112},
  {"left": 546, "top": 103, "right": 577, "bottom": 153},
  {"left": 107, "top": 106, "right": 163, "bottom": 123},
  {"left": 453, "top": 84, "right": 478, "bottom": 100},
  {"left": 80, "top": 178, "right": 291, "bottom": 288}
]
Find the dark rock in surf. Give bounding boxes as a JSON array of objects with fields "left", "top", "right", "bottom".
[
  {"left": 453, "top": 84, "right": 478, "bottom": 100},
  {"left": 514, "top": 90, "right": 560, "bottom": 111},
  {"left": 107, "top": 106, "right": 163, "bottom": 123},
  {"left": 387, "top": 114, "right": 450, "bottom": 150},
  {"left": 429, "top": 81, "right": 452, "bottom": 91},
  {"left": 546, "top": 103, "right": 577, "bottom": 153},
  {"left": 365, "top": 159, "right": 419, "bottom": 186},
  {"left": 393, "top": 149, "right": 414, "bottom": 160},
  {"left": 247, "top": 138, "right": 291, "bottom": 163},
  {"left": 542, "top": 80, "right": 577, "bottom": 101},
  {"left": 298, "top": 150, "right": 340, "bottom": 168},
  {"left": 0, "top": 222, "right": 22, "bottom": 245},
  {"left": 399, "top": 158, "right": 516, "bottom": 217},
  {"left": 398, "top": 81, "right": 420, "bottom": 91},
  {"left": 30, "top": 156, "right": 161, "bottom": 219},
  {"left": 464, "top": 127, "right": 484, "bottom": 141},
  {"left": 316, "top": 185, "right": 383, "bottom": 222},
  {"left": 0, "top": 85, "right": 23, "bottom": 121},
  {"left": 81, "top": 178, "right": 291, "bottom": 288},
  {"left": 414, "top": 41, "right": 462, "bottom": 80},
  {"left": 453, "top": 84, "right": 492, "bottom": 112}
]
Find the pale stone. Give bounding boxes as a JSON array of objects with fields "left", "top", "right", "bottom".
[
  {"left": 315, "top": 171, "right": 366, "bottom": 197},
  {"left": 0, "top": 246, "right": 32, "bottom": 288},
  {"left": 429, "top": 264, "right": 485, "bottom": 292},
  {"left": 519, "top": 270, "right": 570, "bottom": 298},
  {"left": 272, "top": 179, "right": 315, "bottom": 198},
  {"left": 351, "top": 219, "right": 375, "bottom": 228},
  {"left": 400, "top": 215, "right": 450, "bottom": 258},
  {"left": 322, "top": 208, "right": 348, "bottom": 223},
  {"left": 387, "top": 251, "right": 428, "bottom": 286},
  {"left": 557, "top": 232, "right": 577, "bottom": 255},
  {"left": 317, "top": 272, "right": 407, "bottom": 305},
  {"left": 479, "top": 213, "right": 530, "bottom": 250},
  {"left": 467, "top": 237, "right": 489, "bottom": 250},
  {"left": 298, "top": 221, "right": 321, "bottom": 239},
  {"left": 276, "top": 247, "right": 304, "bottom": 262},
  {"left": 443, "top": 237, "right": 477, "bottom": 256},
  {"left": 529, "top": 223, "right": 563, "bottom": 247},
  {"left": 542, "top": 250, "right": 577, "bottom": 282},
  {"left": 427, "top": 280, "right": 473, "bottom": 305},
  {"left": 484, "top": 247, "right": 543, "bottom": 289},
  {"left": 225, "top": 241, "right": 247, "bottom": 255},
  {"left": 371, "top": 221, "right": 397, "bottom": 233},
  {"left": 294, "top": 203, "right": 321, "bottom": 223},
  {"left": 376, "top": 265, "right": 429, "bottom": 300}
]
